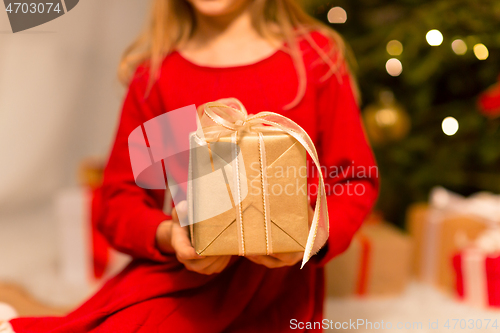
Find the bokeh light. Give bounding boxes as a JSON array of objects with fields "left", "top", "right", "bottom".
[
  {"left": 442, "top": 117, "right": 459, "bottom": 136},
  {"left": 426, "top": 30, "right": 443, "bottom": 46},
  {"left": 386, "top": 58, "right": 403, "bottom": 77},
  {"left": 473, "top": 43, "right": 489, "bottom": 60},
  {"left": 327, "top": 7, "right": 347, "bottom": 24},
  {"left": 386, "top": 40, "right": 403, "bottom": 56},
  {"left": 451, "top": 39, "right": 467, "bottom": 55},
  {"left": 375, "top": 109, "right": 398, "bottom": 126}
]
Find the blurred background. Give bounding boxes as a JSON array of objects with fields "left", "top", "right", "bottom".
[
  {"left": 1, "top": 0, "right": 500, "bottom": 330},
  {"left": 0, "top": 0, "right": 147, "bottom": 315},
  {"left": 303, "top": 0, "right": 500, "bottom": 227}
]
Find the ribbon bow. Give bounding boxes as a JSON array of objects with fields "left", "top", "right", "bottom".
[
  {"left": 197, "top": 98, "right": 329, "bottom": 268},
  {"left": 430, "top": 187, "right": 500, "bottom": 226}
]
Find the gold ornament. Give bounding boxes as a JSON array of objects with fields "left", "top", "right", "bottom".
[{"left": 363, "top": 91, "right": 411, "bottom": 145}]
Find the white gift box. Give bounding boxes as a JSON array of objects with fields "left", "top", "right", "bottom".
[{"left": 54, "top": 187, "right": 130, "bottom": 289}]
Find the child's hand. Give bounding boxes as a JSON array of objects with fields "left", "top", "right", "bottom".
[{"left": 156, "top": 201, "right": 231, "bottom": 275}]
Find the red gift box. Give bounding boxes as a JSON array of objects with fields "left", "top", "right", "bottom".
[{"left": 453, "top": 251, "right": 500, "bottom": 308}]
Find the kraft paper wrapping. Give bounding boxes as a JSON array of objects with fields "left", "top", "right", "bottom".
[
  {"left": 189, "top": 127, "right": 309, "bottom": 256},
  {"left": 435, "top": 216, "right": 487, "bottom": 291},
  {"left": 326, "top": 222, "right": 412, "bottom": 297},
  {"left": 406, "top": 203, "right": 429, "bottom": 276},
  {"left": 407, "top": 205, "right": 488, "bottom": 291}
]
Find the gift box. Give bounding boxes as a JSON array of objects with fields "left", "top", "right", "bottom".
[
  {"left": 55, "top": 158, "right": 130, "bottom": 289},
  {"left": 453, "top": 230, "right": 500, "bottom": 308},
  {"left": 325, "top": 218, "right": 413, "bottom": 297},
  {"left": 187, "top": 99, "right": 329, "bottom": 263},
  {"left": 406, "top": 202, "right": 429, "bottom": 276},
  {"left": 78, "top": 158, "right": 109, "bottom": 279},
  {"left": 189, "top": 127, "right": 309, "bottom": 256},
  {"left": 407, "top": 188, "right": 496, "bottom": 292}
]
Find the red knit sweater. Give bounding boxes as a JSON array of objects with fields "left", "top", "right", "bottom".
[{"left": 11, "top": 32, "right": 378, "bottom": 333}]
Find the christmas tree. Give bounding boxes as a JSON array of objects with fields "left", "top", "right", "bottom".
[{"left": 304, "top": 0, "right": 500, "bottom": 226}]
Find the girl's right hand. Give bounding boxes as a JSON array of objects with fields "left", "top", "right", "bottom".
[{"left": 156, "top": 201, "right": 231, "bottom": 275}]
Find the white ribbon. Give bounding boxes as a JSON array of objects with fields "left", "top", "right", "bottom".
[
  {"left": 462, "top": 248, "right": 488, "bottom": 308},
  {"left": 430, "top": 187, "right": 500, "bottom": 225}
]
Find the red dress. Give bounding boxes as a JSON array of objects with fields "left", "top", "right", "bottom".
[{"left": 10, "top": 32, "right": 378, "bottom": 333}]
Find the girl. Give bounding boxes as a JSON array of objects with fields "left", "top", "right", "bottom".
[{"left": 4, "top": 0, "right": 378, "bottom": 331}]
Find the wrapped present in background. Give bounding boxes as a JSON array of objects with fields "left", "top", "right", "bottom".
[
  {"left": 325, "top": 215, "right": 413, "bottom": 297},
  {"left": 188, "top": 99, "right": 329, "bottom": 266},
  {"left": 55, "top": 158, "right": 129, "bottom": 289},
  {"left": 406, "top": 187, "right": 498, "bottom": 292},
  {"left": 453, "top": 229, "right": 500, "bottom": 308},
  {"left": 406, "top": 202, "right": 429, "bottom": 275},
  {"left": 78, "top": 157, "right": 109, "bottom": 279}
]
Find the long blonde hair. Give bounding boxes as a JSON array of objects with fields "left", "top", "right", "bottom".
[{"left": 119, "top": 0, "right": 354, "bottom": 109}]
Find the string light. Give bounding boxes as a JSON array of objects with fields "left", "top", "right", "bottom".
[
  {"left": 386, "top": 40, "right": 403, "bottom": 56},
  {"left": 451, "top": 39, "right": 467, "bottom": 55},
  {"left": 386, "top": 58, "right": 403, "bottom": 77},
  {"left": 426, "top": 30, "right": 443, "bottom": 46},
  {"left": 473, "top": 43, "right": 489, "bottom": 60},
  {"left": 442, "top": 117, "right": 459, "bottom": 136},
  {"left": 327, "top": 7, "right": 347, "bottom": 24}
]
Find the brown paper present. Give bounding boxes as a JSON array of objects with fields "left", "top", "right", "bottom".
[
  {"left": 325, "top": 221, "right": 412, "bottom": 297},
  {"left": 188, "top": 126, "right": 309, "bottom": 256},
  {"left": 407, "top": 203, "right": 487, "bottom": 292},
  {"left": 406, "top": 203, "right": 429, "bottom": 276}
]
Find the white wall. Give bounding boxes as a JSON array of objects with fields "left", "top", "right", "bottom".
[{"left": 0, "top": 0, "right": 149, "bottom": 212}]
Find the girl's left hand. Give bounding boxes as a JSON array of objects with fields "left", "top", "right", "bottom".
[{"left": 245, "top": 206, "right": 314, "bottom": 269}]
